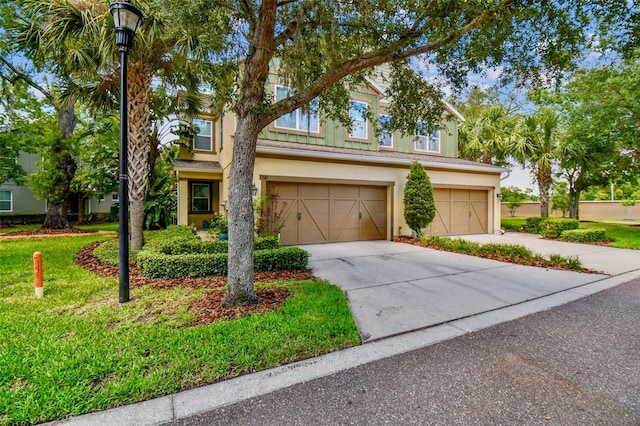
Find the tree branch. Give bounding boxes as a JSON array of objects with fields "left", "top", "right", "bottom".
[
  {"left": 263, "top": 0, "right": 515, "bottom": 126},
  {"left": 0, "top": 56, "right": 60, "bottom": 110}
]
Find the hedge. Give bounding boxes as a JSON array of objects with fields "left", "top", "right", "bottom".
[
  {"left": 137, "top": 246, "right": 308, "bottom": 278},
  {"left": 561, "top": 228, "right": 607, "bottom": 243},
  {"left": 524, "top": 217, "right": 548, "bottom": 234},
  {"left": 155, "top": 234, "right": 281, "bottom": 255},
  {"left": 540, "top": 218, "right": 580, "bottom": 238}
]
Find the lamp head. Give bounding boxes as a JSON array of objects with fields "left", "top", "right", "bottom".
[{"left": 110, "top": 1, "right": 144, "bottom": 51}]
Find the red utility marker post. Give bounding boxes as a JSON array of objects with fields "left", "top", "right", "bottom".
[{"left": 33, "top": 252, "right": 43, "bottom": 298}]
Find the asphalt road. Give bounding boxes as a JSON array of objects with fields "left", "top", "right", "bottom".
[{"left": 164, "top": 278, "right": 640, "bottom": 426}]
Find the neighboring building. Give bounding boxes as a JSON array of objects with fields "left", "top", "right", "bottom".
[
  {"left": 0, "top": 152, "right": 115, "bottom": 220},
  {"left": 0, "top": 153, "right": 46, "bottom": 215},
  {"left": 175, "top": 68, "right": 507, "bottom": 245}
]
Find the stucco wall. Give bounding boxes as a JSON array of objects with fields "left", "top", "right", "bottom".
[
  {"left": 502, "top": 201, "right": 640, "bottom": 220},
  {"left": 254, "top": 156, "right": 502, "bottom": 237}
]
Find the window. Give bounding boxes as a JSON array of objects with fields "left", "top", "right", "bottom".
[
  {"left": 112, "top": 194, "right": 119, "bottom": 202},
  {"left": 193, "top": 119, "right": 213, "bottom": 151},
  {"left": 274, "top": 85, "right": 319, "bottom": 132},
  {"left": 349, "top": 100, "right": 368, "bottom": 139},
  {"left": 191, "top": 183, "right": 211, "bottom": 212},
  {"left": 378, "top": 114, "right": 393, "bottom": 147},
  {"left": 0, "top": 190, "right": 12, "bottom": 212},
  {"left": 415, "top": 123, "right": 440, "bottom": 153}
]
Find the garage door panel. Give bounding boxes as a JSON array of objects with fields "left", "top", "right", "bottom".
[
  {"left": 300, "top": 199, "right": 330, "bottom": 243},
  {"left": 267, "top": 182, "right": 388, "bottom": 244},
  {"left": 333, "top": 185, "right": 359, "bottom": 199},
  {"left": 360, "top": 186, "right": 386, "bottom": 200},
  {"left": 360, "top": 208, "right": 386, "bottom": 240},
  {"left": 299, "top": 183, "right": 330, "bottom": 198},
  {"left": 278, "top": 200, "right": 299, "bottom": 246},
  {"left": 470, "top": 200, "right": 488, "bottom": 234},
  {"left": 433, "top": 188, "right": 489, "bottom": 236},
  {"left": 331, "top": 199, "right": 359, "bottom": 241}
]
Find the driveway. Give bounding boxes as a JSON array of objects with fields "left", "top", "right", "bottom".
[{"left": 303, "top": 237, "right": 639, "bottom": 342}]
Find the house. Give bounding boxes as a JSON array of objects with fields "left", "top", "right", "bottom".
[
  {"left": 0, "top": 152, "right": 115, "bottom": 222},
  {"left": 174, "top": 68, "right": 507, "bottom": 245}
]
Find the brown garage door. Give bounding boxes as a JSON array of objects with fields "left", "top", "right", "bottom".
[
  {"left": 267, "top": 182, "right": 387, "bottom": 245},
  {"left": 429, "top": 188, "right": 488, "bottom": 235}
]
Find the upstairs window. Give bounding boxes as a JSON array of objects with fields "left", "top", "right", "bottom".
[
  {"left": 274, "top": 85, "right": 319, "bottom": 132},
  {"left": 349, "top": 100, "right": 368, "bottom": 140},
  {"left": 0, "top": 190, "right": 12, "bottom": 212},
  {"left": 193, "top": 119, "right": 213, "bottom": 151},
  {"left": 415, "top": 123, "right": 440, "bottom": 153},
  {"left": 378, "top": 114, "right": 393, "bottom": 147},
  {"left": 191, "top": 183, "right": 211, "bottom": 212}
]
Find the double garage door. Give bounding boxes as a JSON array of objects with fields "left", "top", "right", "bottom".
[
  {"left": 267, "top": 182, "right": 387, "bottom": 245},
  {"left": 430, "top": 188, "right": 488, "bottom": 235}
]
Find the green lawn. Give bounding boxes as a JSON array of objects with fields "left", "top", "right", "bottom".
[
  {"left": 0, "top": 234, "right": 359, "bottom": 425},
  {"left": 501, "top": 217, "right": 640, "bottom": 250}
]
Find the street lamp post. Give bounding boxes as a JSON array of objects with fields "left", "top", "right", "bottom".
[{"left": 111, "top": 1, "right": 143, "bottom": 304}]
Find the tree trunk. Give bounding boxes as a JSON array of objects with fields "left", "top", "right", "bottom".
[
  {"left": 568, "top": 190, "right": 580, "bottom": 219},
  {"left": 222, "top": 114, "right": 261, "bottom": 307},
  {"left": 43, "top": 202, "right": 69, "bottom": 229},
  {"left": 42, "top": 105, "right": 78, "bottom": 229},
  {"left": 536, "top": 168, "right": 552, "bottom": 218},
  {"left": 127, "top": 62, "right": 153, "bottom": 251},
  {"left": 130, "top": 198, "right": 145, "bottom": 251}
]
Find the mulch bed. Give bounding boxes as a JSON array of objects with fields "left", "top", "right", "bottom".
[
  {"left": 73, "top": 241, "right": 314, "bottom": 325},
  {"left": 395, "top": 236, "right": 601, "bottom": 273},
  {"left": 0, "top": 227, "right": 95, "bottom": 239}
]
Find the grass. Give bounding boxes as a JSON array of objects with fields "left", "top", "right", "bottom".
[
  {"left": 0, "top": 234, "right": 359, "bottom": 425},
  {"left": 0, "top": 221, "right": 119, "bottom": 234},
  {"left": 501, "top": 217, "right": 640, "bottom": 250}
]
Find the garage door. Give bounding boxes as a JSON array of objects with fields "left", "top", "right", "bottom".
[
  {"left": 429, "top": 188, "right": 488, "bottom": 235},
  {"left": 267, "top": 182, "right": 387, "bottom": 245}
]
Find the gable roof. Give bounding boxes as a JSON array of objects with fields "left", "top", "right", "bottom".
[{"left": 368, "top": 65, "right": 465, "bottom": 122}]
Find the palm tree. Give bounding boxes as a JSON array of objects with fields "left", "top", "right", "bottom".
[
  {"left": 19, "top": 0, "right": 209, "bottom": 249},
  {"left": 511, "top": 108, "right": 562, "bottom": 217},
  {"left": 458, "top": 104, "right": 517, "bottom": 166}
]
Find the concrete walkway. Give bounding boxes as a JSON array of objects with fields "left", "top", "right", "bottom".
[
  {"left": 47, "top": 235, "right": 640, "bottom": 426},
  {"left": 455, "top": 232, "right": 640, "bottom": 276}
]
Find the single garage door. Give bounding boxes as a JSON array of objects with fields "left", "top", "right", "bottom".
[
  {"left": 267, "top": 182, "right": 387, "bottom": 245},
  {"left": 429, "top": 188, "right": 488, "bottom": 235}
]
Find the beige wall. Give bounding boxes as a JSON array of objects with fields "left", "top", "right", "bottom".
[
  {"left": 255, "top": 156, "right": 502, "bottom": 237},
  {"left": 502, "top": 201, "right": 640, "bottom": 220}
]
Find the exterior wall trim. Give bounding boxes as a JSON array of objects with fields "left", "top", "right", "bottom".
[
  {"left": 256, "top": 144, "right": 507, "bottom": 175},
  {"left": 259, "top": 174, "right": 395, "bottom": 187}
]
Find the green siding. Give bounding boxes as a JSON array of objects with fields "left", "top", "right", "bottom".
[{"left": 263, "top": 74, "right": 460, "bottom": 158}]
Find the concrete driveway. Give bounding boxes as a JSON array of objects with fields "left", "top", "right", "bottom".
[{"left": 303, "top": 237, "right": 639, "bottom": 342}]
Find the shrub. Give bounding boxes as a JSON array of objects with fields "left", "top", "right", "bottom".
[
  {"left": 158, "top": 237, "right": 204, "bottom": 255},
  {"left": 137, "top": 246, "right": 309, "bottom": 278},
  {"left": 138, "top": 251, "right": 227, "bottom": 278},
  {"left": 540, "top": 218, "right": 579, "bottom": 238},
  {"left": 560, "top": 229, "right": 607, "bottom": 243},
  {"left": 144, "top": 225, "right": 198, "bottom": 251},
  {"left": 565, "top": 256, "right": 582, "bottom": 270},
  {"left": 255, "top": 235, "right": 281, "bottom": 250},
  {"left": 255, "top": 193, "right": 288, "bottom": 237},
  {"left": 501, "top": 221, "right": 524, "bottom": 231},
  {"left": 524, "top": 217, "right": 548, "bottom": 234},
  {"left": 254, "top": 247, "right": 309, "bottom": 271},
  {"left": 153, "top": 236, "right": 279, "bottom": 255},
  {"left": 200, "top": 240, "right": 230, "bottom": 253},
  {"left": 404, "top": 161, "right": 436, "bottom": 236},
  {"left": 476, "top": 243, "right": 533, "bottom": 261}
]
